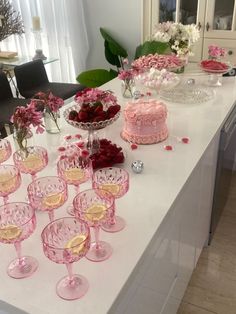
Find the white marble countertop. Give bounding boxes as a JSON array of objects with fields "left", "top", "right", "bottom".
[{"left": 1, "top": 76, "right": 236, "bottom": 314}]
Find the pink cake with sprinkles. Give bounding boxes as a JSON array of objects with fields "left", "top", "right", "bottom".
[{"left": 122, "top": 99, "right": 168, "bottom": 145}]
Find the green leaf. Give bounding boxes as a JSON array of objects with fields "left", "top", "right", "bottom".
[
  {"left": 100, "top": 27, "right": 128, "bottom": 57},
  {"left": 109, "top": 68, "right": 118, "bottom": 78},
  {"left": 104, "top": 40, "right": 121, "bottom": 67},
  {"left": 135, "top": 41, "right": 171, "bottom": 59},
  {"left": 77, "top": 69, "right": 116, "bottom": 87}
]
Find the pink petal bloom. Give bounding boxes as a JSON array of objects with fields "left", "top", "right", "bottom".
[
  {"left": 118, "top": 69, "right": 133, "bottom": 81},
  {"left": 81, "top": 149, "right": 89, "bottom": 157},
  {"left": 123, "top": 58, "right": 129, "bottom": 65},
  {"left": 74, "top": 88, "right": 118, "bottom": 108},
  {"left": 76, "top": 141, "right": 85, "bottom": 148},
  {"left": 64, "top": 135, "right": 72, "bottom": 141},
  {"left": 75, "top": 134, "right": 82, "bottom": 139},
  {"left": 58, "top": 146, "right": 66, "bottom": 152},
  {"left": 36, "top": 125, "right": 45, "bottom": 134}
]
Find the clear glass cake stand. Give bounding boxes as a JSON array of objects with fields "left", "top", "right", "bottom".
[{"left": 63, "top": 104, "right": 121, "bottom": 154}]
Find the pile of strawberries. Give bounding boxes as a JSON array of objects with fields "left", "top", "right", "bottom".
[
  {"left": 90, "top": 139, "right": 125, "bottom": 169},
  {"left": 201, "top": 60, "right": 228, "bottom": 71},
  {"left": 68, "top": 103, "right": 121, "bottom": 123}
]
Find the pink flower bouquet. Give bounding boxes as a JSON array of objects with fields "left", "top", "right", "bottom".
[{"left": 11, "top": 103, "right": 44, "bottom": 153}]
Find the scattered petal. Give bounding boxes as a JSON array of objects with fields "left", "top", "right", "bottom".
[
  {"left": 81, "top": 149, "right": 89, "bottom": 157},
  {"left": 75, "top": 134, "right": 82, "bottom": 139},
  {"left": 181, "top": 137, "right": 190, "bottom": 144},
  {"left": 76, "top": 141, "right": 85, "bottom": 148},
  {"left": 164, "top": 145, "right": 173, "bottom": 151},
  {"left": 131, "top": 143, "right": 138, "bottom": 150},
  {"left": 146, "top": 91, "right": 152, "bottom": 96},
  {"left": 64, "top": 135, "right": 72, "bottom": 141},
  {"left": 58, "top": 146, "right": 66, "bottom": 152}
]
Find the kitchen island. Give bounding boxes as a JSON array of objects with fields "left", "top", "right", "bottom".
[{"left": 0, "top": 76, "right": 236, "bottom": 314}]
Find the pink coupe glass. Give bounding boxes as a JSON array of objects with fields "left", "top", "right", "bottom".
[
  {"left": 0, "top": 202, "right": 38, "bottom": 278},
  {"left": 41, "top": 217, "right": 90, "bottom": 300},
  {"left": 0, "top": 164, "right": 21, "bottom": 204},
  {"left": 0, "top": 139, "right": 12, "bottom": 164},
  {"left": 73, "top": 188, "right": 114, "bottom": 262},
  {"left": 27, "top": 176, "right": 68, "bottom": 222},
  {"left": 92, "top": 167, "right": 129, "bottom": 233},
  {"left": 57, "top": 155, "right": 92, "bottom": 216},
  {"left": 13, "top": 146, "right": 48, "bottom": 181}
]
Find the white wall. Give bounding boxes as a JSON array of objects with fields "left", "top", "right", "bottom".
[{"left": 83, "top": 0, "right": 143, "bottom": 70}]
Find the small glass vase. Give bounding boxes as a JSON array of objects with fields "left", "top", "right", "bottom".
[
  {"left": 44, "top": 110, "right": 61, "bottom": 134},
  {"left": 121, "top": 78, "right": 135, "bottom": 98},
  {"left": 13, "top": 128, "right": 33, "bottom": 154}
]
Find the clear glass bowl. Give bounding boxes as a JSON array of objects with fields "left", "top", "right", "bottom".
[
  {"left": 63, "top": 104, "right": 120, "bottom": 131},
  {"left": 160, "top": 86, "right": 215, "bottom": 104}
]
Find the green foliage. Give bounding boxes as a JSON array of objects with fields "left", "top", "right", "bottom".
[
  {"left": 104, "top": 40, "right": 121, "bottom": 67},
  {"left": 100, "top": 27, "right": 128, "bottom": 58},
  {"left": 77, "top": 28, "right": 171, "bottom": 87},
  {"left": 135, "top": 41, "right": 170, "bottom": 59},
  {"left": 77, "top": 69, "right": 117, "bottom": 87}
]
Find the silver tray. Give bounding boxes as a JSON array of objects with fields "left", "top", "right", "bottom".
[{"left": 159, "top": 86, "right": 215, "bottom": 104}]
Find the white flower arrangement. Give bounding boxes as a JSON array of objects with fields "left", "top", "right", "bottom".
[{"left": 152, "top": 22, "right": 200, "bottom": 57}]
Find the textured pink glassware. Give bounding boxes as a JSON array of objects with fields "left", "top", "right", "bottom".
[
  {"left": 13, "top": 146, "right": 48, "bottom": 181},
  {"left": 73, "top": 188, "right": 114, "bottom": 262},
  {"left": 27, "top": 176, "right": 68, "bottom": 222},
  {"left": 0, "top": 202, "right": 38, "bottom": 278},
  {"left": 41, "top": 217, "right": 90, "bottom": 300},
  {"left": 92, "top": 167, "right": 129, "bottom": 233},
  {"left": 0, "top": 164, "right": 21, "bottom": 204},
  {"left": 0, "top": 139, "right": 12, "bottom": 164},
  {"left": 57, "top": 155, "right": 93, "bottom": 216}
]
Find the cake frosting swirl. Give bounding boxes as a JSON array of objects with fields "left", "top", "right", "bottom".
[{"left": 122, "top": 99, "right": 168, "bottom": 144}]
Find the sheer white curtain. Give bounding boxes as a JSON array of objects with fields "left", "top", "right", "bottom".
[{"left": 1, "top": 0, "right": 89, "bottom": 83}]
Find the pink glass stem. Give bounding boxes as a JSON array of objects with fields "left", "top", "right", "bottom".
[
  {"left": 31, "top": 173, "right": 37, "bottom": 181},
  {"left": 66, "top": 263, "right": 75, "bottom": 285},
  {"left": 14, "top": 241, "right": 23, "bottom": 266},
  {"left": 110, "top": 205, "right": 116, "bottom": 225},
  {"left": 74, "top": 185, "right": 80, "bottom": 196},
  {"left": 48, "top": 211, "right": 54, "bottom": 222},
  {"left": 94, "top": 225, "right": 101, "bottom": 250},
  {"left": 3, "top": 195, "right": 8, "bottom": 205}
]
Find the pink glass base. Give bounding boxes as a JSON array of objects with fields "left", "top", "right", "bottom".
[
  {"left": 56, "top": 274, "right": 89, "bottom": 300},
  {"left": 101, "top": 215, "right": 126, "bottom": 233},
  {"left": 86, "top": 241, "right": 112, "bottom": 262},
  {"left": 67, "top": 205, "right": 75, "bottom": 216},
  {"left": 7, "top": 256, "right": 38, "bottom": 279}
]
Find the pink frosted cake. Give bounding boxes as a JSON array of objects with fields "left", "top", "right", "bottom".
[{"left": 122, "top": 99, "right": 168, "bottom": 144}]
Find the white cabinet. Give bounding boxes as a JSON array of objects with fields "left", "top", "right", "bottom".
[
  {"left": 110, "top": 133, "right": 219, "bottom": 314},
  {"left": 143, "top": 0, "right": 236, "bottom": 64}
]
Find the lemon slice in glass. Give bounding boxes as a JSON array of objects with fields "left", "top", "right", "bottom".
[
  {"left": 0, "top": 149, "right": 6, "bottom": 161},
  {"left": 64, "top": 168, "right": 85, "bottom": 181},
  {"left": 43, "top": 193, "right": 63, "bottom": 208},
  {"left": 0, "top": 173, "right": 17, "bottom": 193},
  {"left": 0, "top": 224, "right": 22, "bottom": 241},
  {"left": 22, "top": 154, "right": 43, "bottom": 171},
  {"left": 100, "top": 183, "right": 120, "bottom": 196},
  {"left": 85, "top": 204, "right": 107, "bottom": 222},
  {"left": 65, "top": 234, "right": 86, "bottom": 255}
]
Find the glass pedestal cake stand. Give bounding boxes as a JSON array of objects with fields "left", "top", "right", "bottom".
[
  {"left": 64, "top": 104, "right": 121, "bottom": 154},
  {"left": 200, "top": 65, "right": 232, "bottom": 87}
]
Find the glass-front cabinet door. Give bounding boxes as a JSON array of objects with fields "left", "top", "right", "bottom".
[
  {"left": 151, "top": 0, "right": 206, "bottom": 32},
  {"left": 205, "top": 0, "right": 236, "bottom": 38},
  {"left": 158, "top": 0, "right": 198, "bottom": 24},
  {"left": 150, "top": 0, "right": 206, "bottom": 61}
]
